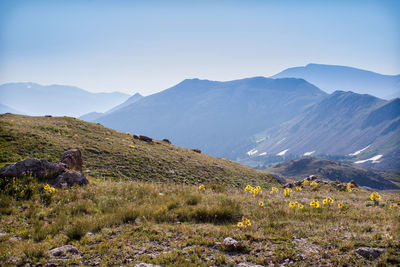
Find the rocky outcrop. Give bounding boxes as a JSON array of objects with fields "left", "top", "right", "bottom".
[
  {"left": 0, "top": 149, "right": 88, "bottom": 187},
  {"left": 162, "top": 139, "right": 171, "bottom": 144},
  {"left": 192, "top": 149, "right": 201, "bottom": 154},
  {"left": 54, "top": 171, "right": 88, "bottom": 187},
  {"left": 49, "top": 245, "right": 80, "bottom": 257},
  {"left": 134, "top": 134, "right": 153, "bottom": 143},
  {"left": 60, "top": 149, "right": 83, "bottom": 171},
  {"left": 0, "top": 158, "right": 66, "bottom": 181},
  {"left": 355, "top": 247, "right": 385, "bottom": 259}
]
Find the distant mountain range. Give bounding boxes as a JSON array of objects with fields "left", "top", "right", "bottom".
[
  {"left": 0, "top": 103, "right": 24, "bottom": 115},
  {"left": 266, "top": 157, "right": 398, "bottom": 190},
  {"left": 243, "top": 92, "right": 400, "bottom": 171},
  {"left": 94, "top": 77, "right": 326, "bottom": 158},
  {"left": 2, "top": 64, "right": 399, "bottom": 174},
  {"left": 79, "top": 93, "right": 143, "bottom": 121},
  {"left": 0, "top": 82, "right": 130, "bottom": 117},
  {"left": 272, "top": 63, "right": 400, "bottom": 99}
]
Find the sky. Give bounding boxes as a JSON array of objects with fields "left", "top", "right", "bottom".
[{"left": 0, "top": 0, "right": 399, "bottom": 95}]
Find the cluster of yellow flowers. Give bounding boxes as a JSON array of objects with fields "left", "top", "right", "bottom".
[
  {"left": 295, "top": 186, "right": 302, "bottom": 191},
  {"left": 347, "top": 183, "right": 352, "bottom": 192},
  {"left": 310, "top": 181, "right": 318, "bottom": 186},
  {"left": 284, "top": 187, "right": 293, "bottom": 197},
  {"left": 237, "top": 217, "right": 251, "bottom": 229},
  {"left": 303, "top": 179, "right": 309, "bottom": 185},
  {"left": 389, "top": 203, "right": 400, "bottom": 209},
  {"left": 129, "top": 145, "right": 135, "bottom": 148},
  {"left": 384, "top": 233, "right": 393, "bottom": 240},
  {"left": 370, "top": 192, "right": 381, "bottom": 201},
  {"left": 289, "top": 201, "right": 304, "bottom": 209},
  {"left": 269, "top": 187, "right": 279, "bottom": 195},
  {"left": 323, "top": 197, "right": 334, "bottom": 205},
  {"left": 310, "top": 200, "right": 320, "bottom": 208},
  {"left": 198, "top": 184, "right": 205, "bottom": 191},
  {"left": 44, "top": 184, "right": 55, "bottom": 193},
  {"left": 245, "top": 185, "right": 262, "bottom": 197}
]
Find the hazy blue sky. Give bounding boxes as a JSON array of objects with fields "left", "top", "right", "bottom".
[{"left": 0, "top": 0, "right": 399, "bottom": 95}]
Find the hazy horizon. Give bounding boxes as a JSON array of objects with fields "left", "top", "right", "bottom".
[{"left": 1, "top": 0, "right": 399, "bottom": 95}]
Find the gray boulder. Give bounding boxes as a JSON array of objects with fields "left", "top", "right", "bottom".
[
  {"left": 60, "top": 149, "right": 83, "bottom": 171},
  {"left": 49, "top": 245, "right": 80, "bottom": 257},
  {"left": 54, "top": 171, "right": 88, "bottom": 187},
  {"left": 0, "top": 158, "right": 66, "bottom": 181},
  {"left": 355, "top": 247, "right": 385, "bottom": 259}
]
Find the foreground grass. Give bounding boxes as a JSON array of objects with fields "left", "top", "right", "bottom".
[{"left": 1, "top": 178, "right": 399, "bottom": 266}]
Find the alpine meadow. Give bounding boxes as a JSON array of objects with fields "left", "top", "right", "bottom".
[{"left": 0, "top": 1, "right": 399, "bottom": 266}]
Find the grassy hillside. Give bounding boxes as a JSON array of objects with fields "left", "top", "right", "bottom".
[{"left": 0, "top": 114, "right": 277, "bottom": 188}]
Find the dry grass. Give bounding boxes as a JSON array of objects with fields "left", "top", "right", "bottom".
[{"left": 0, "top": 179, "right": 399, "bottom": 266}]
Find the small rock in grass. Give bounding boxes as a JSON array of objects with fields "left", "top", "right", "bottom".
[
  {"left": 236, "top": 262, "right": 264, "bottom": 267},
  {"left": 49, "top": 245, "right": 80, "bottom": 257},
  {"left": 134, "top": 263, "right": 161, "bottom": 267},
  {"left": 355, "top": 247, "right": 385, "bottom": 259},
  {"left": 223, "top": 237, "right": 247, "bottom": 252}
]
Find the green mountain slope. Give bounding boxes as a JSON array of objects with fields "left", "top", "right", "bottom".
[{"left": 0, "top": 114, "right": 277, "bottom": 188}]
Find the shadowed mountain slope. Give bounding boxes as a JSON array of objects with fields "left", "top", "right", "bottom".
[
  {"left": 95, "top": 77, "right": 327, "bottom": 159},
  {"left": 267, "top": 157, "right": 398, "bottom": 190}
]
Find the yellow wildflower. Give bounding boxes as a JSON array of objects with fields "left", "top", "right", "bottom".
[
  {"left": 310, "top": 200, "right": 320, "bottom": 208},
  {"left": 270, "top": 187, "right": 279, "bottom": 195},
  {"left": 297, "top": 203, "right": 304, "bottom": 209},
  {"left": 370, "top": 192, "right": 381, "bottom": 201},
  {"left": 303, "top": 179, "right": 309, "bottom": 185},
  {"left": 295, "top": 186, "right": 302, "bottom": 191},
  {"left": 259, "top": 201, "right": 264, "bottom": 207},
  {"left": 245, "top": 185, "right": 252, "bottom": 191},
  {"left": 337, "top": 203, "right": 343, "bottom": 209},
  {"left": 346, "top": 183, "right": 352, "bottom": 192},
  {"left": 284, "top": 187, "right": 293, "bottom": 197},
  {"left": 384, "top": 233, "right": 393, "bottom": 240},
  {"left": 44, "top": 184, "right": 50, "bottom": 190},
  {"left": 256, "top": 186, "right": 262, "bottom": 194},
  {"left": 237, "top": 222, "right": 244, "bottom": 228},
  {"left": 310, "top": 181, "right": 318, "bottom": 186},
  {"left": 323, "top": 197, "right": 334, "bottom": 205},
  {"left": 289, "top": 201, "right": 296, "bottom": 208},
  {"left": 129, "top": 145, "right": 135, "bottom": 148},
  {"left": 198, "top": 185, "right": 205, "bottom": 191}
]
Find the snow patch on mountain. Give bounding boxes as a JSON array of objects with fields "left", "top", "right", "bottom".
[
  {"left": 247, "top": 149, "right": 258, "bottom": 156},
  {"left": 349, "top": 145, "right": 371, "bottom": 156},
  {"left": 354, "top": 154, "right": 383, "bottom": 164},
  {"left": 277, "top": 149, "right": 289, "bottom": 156},
  {"left": 303, "top": 151, "right": 315, "bottom": 156}
]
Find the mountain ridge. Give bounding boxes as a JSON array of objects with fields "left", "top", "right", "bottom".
[{"left": 272, "top": 63, "right": 400, "bottom": 99}]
